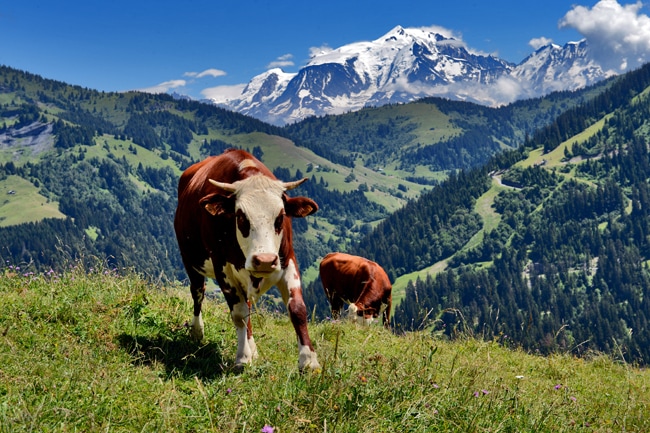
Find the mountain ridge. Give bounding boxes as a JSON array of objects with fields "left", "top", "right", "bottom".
[{"left": 215, "top": 26, "right": 613, "bottom": 125}]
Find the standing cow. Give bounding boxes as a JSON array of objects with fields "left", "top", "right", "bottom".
[
  {"left": 174, "top": 149, "right": 320, "bottom": 371},
  {"left": 319, "top": 252, "right": 392, "bottom": 328}
]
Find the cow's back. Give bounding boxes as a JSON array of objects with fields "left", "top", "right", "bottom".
[{"left": 320, "top": 252, "right": 370, "bottom": 301}]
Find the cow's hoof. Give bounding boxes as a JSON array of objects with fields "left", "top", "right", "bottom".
[
  {"left": 298, "top": 347, "right": 321, "bottom": 372},
  {"left": 190, "top": 314, "right": 204, "bottom": 341},
  {"left": 233, "top": 362, "right": 247, "bottom": 374},
  {"left": 190, "top": 325, "right": 204, "bottom": 341}
]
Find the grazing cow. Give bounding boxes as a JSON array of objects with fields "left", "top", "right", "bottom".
[
  {"left": 319, "top": 252, "right": 392, "bottom": 328},
  {"left": 174, "top": 149, "right": 320, "bottom": 371}
]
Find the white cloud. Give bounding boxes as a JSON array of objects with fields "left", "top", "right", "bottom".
[
  {"left": 417, "top": 25, "right": 460, "bottom": 40},
  {"left": 559, "top": 0, "right": 650, "bottom": 72},
  {"left": 137, "top": 79, "right": 186, "bottom": 94},
  {"left": 309, "top": 44, "right": 333, "bottom": 58},
  {"left": 184, "top": 68, "right": 227, "bottom": 79},
  {"left": 529, "top": 37, "right": 554, "bottom": 50},
  {"left": 266, "top": 54, "right": 294, "bottom": 69},
  {"left": 200, "top": 83, "right": 246, "bottom": 103}
]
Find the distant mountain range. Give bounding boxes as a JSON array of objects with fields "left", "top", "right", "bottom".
[{"left": 212, "top": 26, "right": 614, "bottom": 125}]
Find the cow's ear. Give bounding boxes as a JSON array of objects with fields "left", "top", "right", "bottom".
[
  {"left": 285, "top": 196, "right": 318, "bottom": 217},
  {"left": 200, "top": 193, "right": 234, "bottom": 216}
]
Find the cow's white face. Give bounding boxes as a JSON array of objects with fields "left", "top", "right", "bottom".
[
  {"left": 205, "top": 171, "right": 316, "bottom": 277},
  {"left": 231, "top": 175, "right": 286, "bottom": 275}
]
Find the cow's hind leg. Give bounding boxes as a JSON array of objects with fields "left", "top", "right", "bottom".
[
  {"left": 382, "top": 295, "right": 392, "bottom": 329},
  {"left": 188, "top": 271, "right": 206, "bottom": 341}
]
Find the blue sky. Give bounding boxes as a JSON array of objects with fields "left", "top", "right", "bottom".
[{"left": 1, "top": 1, "right": 649, "bottom": 101}]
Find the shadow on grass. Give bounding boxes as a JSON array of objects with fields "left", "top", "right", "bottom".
[{"left": 117, "top": 332, "right": 232, "bottom": 380}]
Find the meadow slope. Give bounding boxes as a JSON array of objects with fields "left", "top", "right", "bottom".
[{"left": 1, "top": 263, "right": 648, "bottom": 432}]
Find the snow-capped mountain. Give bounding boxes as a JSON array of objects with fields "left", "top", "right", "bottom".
[
  {"left": 511, "top": 40, "right": 615, "bottom": 97},
  {"left": 215, "top": 26, "right": 613, "bottom": 125}
]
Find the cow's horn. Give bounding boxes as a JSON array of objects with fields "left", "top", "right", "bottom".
[
  {"left": 283, "top": 178, "right": 308, "bottom": 191},
  {"left": 208, "top": 179, "right": 237, "bottom": 192}
]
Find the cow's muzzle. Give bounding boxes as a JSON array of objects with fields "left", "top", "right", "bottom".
[{"left": 251, "top": 253, "right": 279, "bottom": 273}]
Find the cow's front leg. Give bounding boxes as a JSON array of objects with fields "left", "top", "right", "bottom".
[
  {"left": 324, "top": 287, "right": 344, "bottom": 320},
  {"left": 279, "top": 260, "right": 320, "bottom": 371},
  {"left": 231, "top": 299, "right": 258, "bottom": 367}
]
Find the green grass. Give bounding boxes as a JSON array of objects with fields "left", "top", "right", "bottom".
[{"left": 1, "top": 263, "right": 648, "bottom": 432}]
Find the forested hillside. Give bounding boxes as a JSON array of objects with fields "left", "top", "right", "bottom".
[
  {"left": 347, "top": 63, "right": 650, "bottom": 364},
  {"left": 283, "top": 81, "right": 613, "bottom": 172},
  {"left": 0, "top": 64, "right": 592, "bottom": 281}
]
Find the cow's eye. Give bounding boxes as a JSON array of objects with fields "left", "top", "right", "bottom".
[
  {"left": 236, "top": 209, "right": 250, "bottom": 237},
  {"left": 274, "top": 213, "right": 285, "bottom": 233}
]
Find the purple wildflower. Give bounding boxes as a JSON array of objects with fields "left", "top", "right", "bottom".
[
  {"left": 261, "top": 426, "right": 274, "bottom": 433},
  {"left": 554, "top": 384, "right": 562, "bottom": 390}
]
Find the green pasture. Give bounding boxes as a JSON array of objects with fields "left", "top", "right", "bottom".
[{"left": 0, "top": 175, "right": 65, "bottom": 227}]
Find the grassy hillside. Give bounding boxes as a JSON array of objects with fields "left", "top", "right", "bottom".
[
  {"left": 0, "top": 175, "right": 65, "bottom": 226},
  {"left": 1, "top": 264, "right": 648, "bottom": 432}
]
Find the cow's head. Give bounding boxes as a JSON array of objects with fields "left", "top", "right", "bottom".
[{"left": 202, "top": 174, "right": 317, "bottom": 276}]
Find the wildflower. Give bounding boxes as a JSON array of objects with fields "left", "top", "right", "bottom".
[
  {"left": 570, "top": 396, "right": 577, "bottom": 402},
  {"left": 554, "top": 384, "right": 562, "bottom": 390},
  {"left": 226, "top": 388, "right": 232, "bottom": 395},
  {"left": 359, "top": 375, "right": 367, "bottom": 383},
  {"left": 432, "top": 383, "right": 440, "bottom": 389},
  {"left": 261, "top": 425, "right": 274, "bottom": 433}
]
